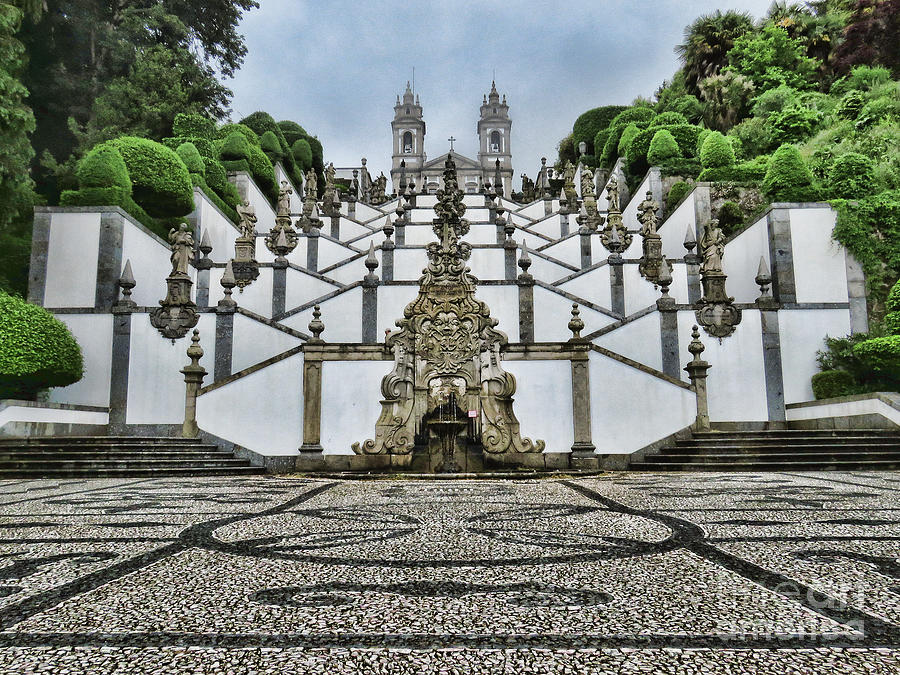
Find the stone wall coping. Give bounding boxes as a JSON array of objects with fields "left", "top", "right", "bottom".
[
  {"left": 192, "top": 187, "right": 240, "bottom": 233},
  {"left": 786, "top": 392, "right": 900, "bottom": 411},
  {"left": 0, "top": 400, "right": 109, "bottom": 414},
  {"left": 275, "top": 280, "right": 363, "bottom": 321},
  {"left": 588, "top": 344, "right": 693, "bottom": 391},
  {"left": 36, "top": 205, "right": 169, "bottom": 249}
]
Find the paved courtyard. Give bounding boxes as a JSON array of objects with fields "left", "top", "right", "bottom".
[{"left": 0, "top": 473, "right": 897, "bottom": 673}]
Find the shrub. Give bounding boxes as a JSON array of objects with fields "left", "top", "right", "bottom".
[
  {"left": 855, "top": 95, "right": 900, "bottom": 130},
  {"left": 162, "top": 136, "right": 216, "bottom": 160},
  {"left": 649, "top": 111, "right": 688, "bottom": 127},
  {"left": 700, "top": 131, "right": 735, "bottom": 169},
  {"left": 247, "top": 143, "right": 276, "bottom": 195},
  {"left": 75, "top": 145, "right": 130, "bottom": 190},
  {"left": 659, "top": 158, "right": 702, "bottom": 178},
  {"left": 291, "top": 138, "right": 313, "bottom": 171},
  {"left": 579, "top": 154, "right": 599, "bottom": 169},
  {"left": 836, "top": 91, "right": 865, "bottom": 120},
  {"left": 666, "top": 181, "right": 691, "bottom": 211},
  {"left": 647, "top": 130, "right": 681, "bottom": 165},
  {"left": 666, "top": 125, "right": 703, "bottom": 157},
  {"left": 762, "top": 144, "right": 819, "bottom": 202},
  {"left": 717, "top": 201, "right": 744, "bottom": 235},
  {"left": 240, "top": 112, "right": 293, "bottom": 174},
  {"left": 572, "top": 105, "right": 629, "bottom": 154},
  {"left": 829, "top": 65, "right": 893, "bottom": 96},
  {"left": 767, "top": 105, "right": 821, "bottom": 144},
  {"left": 217, "top": 123, "right": 259, "bottom": 146},
  {"left": 592, "top": 128, "right": 610, "bottom": 159},
  {"left": 698, "top": 159, "right": 768, "bottom": 183},
  {"left": 811, "top": 369, "right": 858, "bottom": 399},
  {"left": 627, "top": 124, "right": 702, "bottom": 176},
  {"left": 260, "top": 130, "right": 283, "bottom": 162},
  {"left": 219, "top": 131, "right": 251, "bottom": 172},
  {"left": 0, "top": 292, "right": 83, "bottom": 399},
  {"left": 728, "top": 117, "right": 776, "bottom": 158},
  {"left": 176, "top": 142, "right": 205, "bottom": 175},
  {"left": 278, "top": 120, "right": 308, "bottom": 146},
  {"left": 609, "top": 107, "right": 656, "bottom": 128},
  {"left": 852, "top": 335, "right": 900, "bottom": 383},
  {"left": 203, "top": 158, "right": 227, "bottom": 193},
  {"left": 669, "top": 95, "right": 703, "bottom": 123},
  {"left": 172, "top": 113, "right": 215, "bottom": 140},
  {"left": 827, "top": 152, "right": 878, "bottom": 200},
  {"left": 888, "top": 279, "right": 900, "bottom": 314},
  {"left": 751, "top": 84, "right": 801, "bottom": 118},
  {"left": 107, "top": 137, "right": 194, "bottom": 218},
  {"left": 617, "top": 123, "right": 641, "bottom": 158}
]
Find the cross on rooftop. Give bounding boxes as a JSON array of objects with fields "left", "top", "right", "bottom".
[{"left": 448, "top": 136, "right": 456, "bottom": 152}]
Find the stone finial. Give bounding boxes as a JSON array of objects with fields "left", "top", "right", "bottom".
[
  {"left": 364, "top": 241, "right": 379, "bottom": 285},
  {"left": 657, "top": 257, "right": 675, "bottom": 310},
  {"left": 383, "top": 218, "right": 395, "bottom": 241},
  {"left": 684, "top": 325, "right": 711, "bottom": 431},
  {"left": 683, "top": 225, "right": 697, "bottom": 254},
  {"left": 116, "top": 259, "right": 136, "bottom": 308},
  {"left": 568, "top": 303, "right": 585, "bottom": 341},
  {"left": 517, "top": 241, "right": 532, "bottom": 279},
  {"left": 180, "top": 328, "right": 206, "bottom": 438},
  {"left": 186, "top": 328, "right": 204, "bottom": 367},
  {"left": 688, "top": 325, "right": 705, "bottom": 361},
  {"left": 199, "top": 229, "right": 212, "bottom": 257},
  {"left": 308, "top": 305, "right": 325, "bottom": 343},
  {"left": 756, "top": 256, "right": 772, "bottom": 296},
  {"left": 219, "top": 260, "right": 237, "bottom": 308}
]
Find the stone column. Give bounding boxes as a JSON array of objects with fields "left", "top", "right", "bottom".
[
  {"left": 684, "top": 225, "right": 702, "bottom": 305},
  {"left": 657, "top": 272, "right": 680, "bottom": 379},
  {"left": 760, "top": 308, "right": 786, "bottom": 422},
  {"left": 181, "top": 329, "right": 207, "bottom": 438},
  {"left": 195, "top": 230, "right": 213, "bottom": 309},
  {"left": 300, "top": 344, "right": 324, "bottom": 454},
  {"left": 609, "top": 256, "right": 625, "bottom": 316},
  {"left": 579, "top": 227, "right": 592, "bottom": 269},
  {"left": 766, "top": 207, "right": 797, "bottom": 304},
  {"left": 569, "top": 344, "right": 595, "bottom": 456},
  {"left": 96, "top": 212, "right": 125, "bottom": 309},
  {"left": 214, "top": 262, "right": 237, "bottom": 382},
  {"left": 109, "top": 308, "right": 133, "bottom": 433},
  {"left": 272, "top": 258, "right": 287, "bottom": 317},
  {"left": 504, "top": 239, "right": 517, "bottom": 280},
  {"left": 27, "top": 210, "right": 51, "bottom": 305},
  {"left": 517, "top": 247, "right": 534, "bottom": 342},
  {"left": 362, "top": 243, "right": 379, "bottom": 343},
  {"left": 330, "top": 214, "right": 340, "bottom": 239},
  {"left": 306, "top": 227, "right": 320, "bottom": 272},
  {"left": 684, "top": 326, "right": 711, "bottom": 431}
]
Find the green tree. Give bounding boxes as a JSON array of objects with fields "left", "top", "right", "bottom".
[
  {"left": 726, "top": 22, "right": 821, "bottom": 92},
  {"left": 833, "top": 0, "right": 900, "bottom": 77},
  {"left": 647, "top": 130, "right": 682, "bottom": 165},
  {"left": 676, "top": 10, "right": 755, "bottom": 96},
  {"left": 699, "top": 70, "right": 756, "bottom": 131}
]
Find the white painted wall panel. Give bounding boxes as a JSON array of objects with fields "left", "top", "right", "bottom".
[
  {"left": 196, "top": 190, "right": 238, "bottom": 261},
  {"left": 533, "top": 287, "right": 614, "bottom": 341},
  {"left": 45, "top": 212, "right": 100, "bottom": 307},
  {"left": 378, "top": 285, "right": 418, "bottom": 335},
  {"left": 722, "top": 216, "right": 770, "bottom": 304},
  {"left": 281, "top": 287, "right": 362, "bottom": 342},
  {"left": 529, "top": 214, "right": 561, "bottom": 238},
  {"left": 624, "top": 264, "right": 662, "bottom": 315},
  {"left": 49, "top": 314, "right": 113, "bottom": 407},
  {"left": 321, "top": 361, "right": 386, "bottom": 454},
  {"left": 516, "top": 201, "right": 546, "bottom": 219},
  {"left": 231, "top": 314, "right": 302, "bottom": 373},
  {"left": 660, "top": 190, "right": 697, "bottom": 259},
  {"left": 539, "top": 236, "right": 580, "bottom": 269},
  {"left": 392, "top": 249, "right": 429, "bottom": 281},
  {"left": 208, "top": 267, "right": 273, "bottom": 317},
  {"left": 120, "top": 219, "right": 172, "bottom": 308},
  {"left": 474, "top": 285, "right": 520, "bottom": 342},
  {"left": 274, "top": 163, "right": 303, "bottom": 214},
  {"left": 503, "top": 360, "right": 573, "bottom": 452},
  {"left": 528, "top": 254, "right": 572, "bottom": 283},
  {"left": 284, "top": 270, "right": 341, "bottom": 313},
  {"left": 558, "top": 266, "right": 612, "bottom": 310},
  {"left": 779, "top": 309, "right": 851, "bottom": 404},
  {"left": 789, "top": 208, "right": 847, "bottom": 303},
  {"left": 197, "top": 352, "right": 303, "bottom": 455},
  {"left": 596, "top": 313, "right": 663, "bottom": 372},
  {"left": 240, "top": 173, "right": 276, "bottom": 234},
  {"left": 468, "top": 248, "right": 505, "bottom": 280},
  {"left": 317, "top": 238, "right": 358, "bottom": 270}
]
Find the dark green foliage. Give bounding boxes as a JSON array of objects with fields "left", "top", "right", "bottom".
[
  {"left": 610, "top": 107, "right": 657, "bottom": 128},
  {"left": 579, "top": 154, "right": 599, "bottom": 169},
  {"left": 698, "top": 159, "right": 769, "bottom": 182},
  {"left": 217, "top": 123, "right": 259, "bottom": 146},
  {"left": 888, "top": 278, "right": 900, "bottom": 313},
  {"left": 833, "top": 0, "right": 900, "bottom": 77},
  {"left": 696, "top": 129, "right": 712, "bottom": 155},
  {"left": 751, "top": 84, "right": 802, "bottom": 117},
  {"left": 617, "top": 124, "right": 641, "bottom": 158},
  {"left": 627, "top": 124, "right": 702, "bottom": 176},
  {"left": 700, "top": 131, "right": 736, "bottom": 168},
  {"left": 239, "top": 111, "right": 294, "bottom": 174},
  {"left": 649, "top": 111, "right": 688, "bottom": 127},
  {"left": 811, "top": 369, "right": 858, "bottom": 399},
  {"left": 669, "top": 95, "right": 704, "bottom": 123},
  {"left": 830, "top": 65, "right": 894, "bottom": 96},
  {"left": 647, "top": 130, "right": 682, "bottom": 165},
  {"left": 278, "top": 120, "right": 308, "bottom": 146},
  {"left": 666, "top": 181, "right": 692, "bottom": 210},
  {"left": 726, "top": 22, "right": 820, "bottom": 92},
  {"left": 767, "top": 105, "right": 821, "bottom": 144},
  {"left": 291, "top": 139, "right": 313, "bottom": 171},
  {"left": 836, "top": 91, "right": 865, "bottom": 119},
  {"left": 259, "top": 130, "right": 283, "bottom": 163},
  {"left": 108, "top": 137, "right": 194, "bottom": 218},
  {"left": 246, "top": 143, "right": 276, "bottom": 196},
  {"left": 557, "top": 134, "right": 578, "bottom": 168},
  {"left": 660, "top": 158, "right": 703, "bottom": 178},
  {"left": 0, "top": 292, "right": 83, "bottom": 399},
  {"left": 855, "top": 94, "right": 900, "bottom": 129},
  {"left": 306, "top": 135, "right": 324, "bottom": 174},
  {"left": 762, "top": 143, "right": 819, "bottom": 201},
  {"left": 676, "top": 10, "right": 755, "bottom": 95},
  {"left": 853, "top": 335, "right": 900, "bottom": 382},
  {"left": 162, "top": 136, "right": 216, "bottom": 159},
  {"left": 827, "top": 152, "right": 878, "bottom": 199},
  {"left": 203, "top": 158, "right": 228, "bottom": 193},
  {"left": 728, "top": 117, "right": 777, "bottom": 158},
  {"left": 76, "top": 145, "right": 130, "bottom": 190},
  {"left": 592, "top": 128, "right": 610, "bottom": 159},
  {"left": 220, "top": 131, "right": 251, "bottom": 161},
  {"left": 716, "top": 200, "right": 744, "bottom": 235},
  {"left": 831, "top": 190, "right": 900, "bottom": 304},
  {"left": 572, "top": 105, "right": 629, "bottom": 155},
  {"left": 176, "top": 142, "right": 205, "bottom": 175},
  {"left": 173, "top": 113, "right": 215, "bottom": 140}
]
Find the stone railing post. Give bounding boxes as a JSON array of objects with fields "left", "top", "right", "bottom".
[
  {"left": 568, "top": 305, "right": 595, "bottom": 457},
  {"left": 684, "top": 325, "right": 711, "bottom": 431},
  {"left": 181, "top": 329, "right": 207, "bottom": 438},
  {"left": 517, "top": 243, "right": 534, "bottom": 342},
  {"left": 109, "top": 260, "right": 136, "bottom": 433},
  {"left": 300, "top": 307, "right": 325, "bottom": 454}
]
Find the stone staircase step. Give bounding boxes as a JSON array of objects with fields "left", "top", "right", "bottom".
[
  {"left": 663, "top": 443, "right": 900, "bottom": 455},
  {"left": 0, "top": 466, "right": 265, "bottom": 478},
  {"left": 643, "top": 451, "right": 900, "bottom": 463},
  {"left": 630, "top": 459, "right": 900, "bottom": 472}
]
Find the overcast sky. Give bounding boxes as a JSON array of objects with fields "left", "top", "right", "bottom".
[{"left": 228, "top": 1, "right": 774, "bottom": 179}]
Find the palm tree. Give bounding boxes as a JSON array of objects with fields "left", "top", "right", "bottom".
[{"left": 676, "top": 10, "right": 756, "bottom": 96}]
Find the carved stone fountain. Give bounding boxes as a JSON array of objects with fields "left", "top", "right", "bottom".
[{"left": 352, "top": 157, "right": 544, "bottom": 472}]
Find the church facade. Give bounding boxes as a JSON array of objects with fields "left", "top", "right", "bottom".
[{"left": 390, "top": 82, "right": 514, "bottom": 198}]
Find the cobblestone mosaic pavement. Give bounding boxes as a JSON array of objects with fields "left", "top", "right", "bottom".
[{"left": 0, "top": 472, "right": 898, "bottom": 673}]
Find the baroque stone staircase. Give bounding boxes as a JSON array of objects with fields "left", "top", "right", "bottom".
[
  {"left": 0, "top": 436, "right": 265, "bottom": 478},
  {"left": 630, "top": 429, "right": 900, "bottom": 472}
]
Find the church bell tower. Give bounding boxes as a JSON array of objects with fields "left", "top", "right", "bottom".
[
  {"left": 477, "top": 81, "right": 513, "bottom": 198},
  {"left": 391, "top": 82, "right": 426, "bottom": 193}
]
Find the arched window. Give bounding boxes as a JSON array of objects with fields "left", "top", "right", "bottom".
[
  {"left": 402, "top": 131, "right": 413, "bottom": 153},
  {"left": 490, "top": 130, "right": 502, "bottom": 153}
]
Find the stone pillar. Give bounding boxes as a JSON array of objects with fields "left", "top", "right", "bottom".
[
  {"left": 330, "top": 214, "right": 340, "bottom": 239},
  {"left": 272, "top": 258, "right": 287, "bottom": 317},
  {"left": 844, "top": 253, "right": 868, "bottom": 334},
  {"left": 214, "top": 263, "right": 236, "bottom": 382},
  {"left": 195, "top": 230, "right": 213, "bottom": 310},
  {"left": 504, "top": 239, "right": 517, "bottom": 280},
  {"left": 658, "top": 309, "right": 680, "bottom": 379},
  {"left": 108, "top": 262, "right": 136, "bottom": 433},
  {"left": 766, "top": 207, "right": 797, "bottom": 304},
  {"left": 609, "top": 256, "right": 625, "bottom": 315},
  {"left": 96, "top": 212, "right": 125, "bottom": 309},
  {"left": 382, "top": 238, "right": 395, "bottom": 282},
  {"left": 693, "top": 183, "right": 712, "bottom": 240},
  {"left": 300, "top": 344, "right": 324, "bottom": 454},
  {"left": 760, "top": 308, "right": 786, "bottom": 421},
  {"left": 306, "top": 227, "right": 320, "bottom": 272},
  {"left": 362, "top": 243, "right": 379, "bottom": 343},
  {"left": 684, "top": 326, "right": 711, "bottom": 431},
  {"left": 395, "top": 218, "right": 406, "bottom": 246},
  {"left": 684, "top": 226, "right": 702, "bottom": 306},
  {"left": 517, "top": 248, "right": 534, "bottom": 342},
  {"left": 569, "top": 344, "right": 595, "bottom": 456},
  {"left": 27, "top": 210, "right": 51, "bottom": 305},
  {"left": 560, "top": 210, "right": 570, "bottom": 238},
  {"left": 181, "top": 329, "right": 207, "bottom": 438},
  {"left": 579, "top": 228, "right": 592, "bottom": 269}
]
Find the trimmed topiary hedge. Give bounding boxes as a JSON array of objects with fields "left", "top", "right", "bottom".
[
  {"left": 627, "top": 124, "right": 702, "bottom": 176},
  {"left": 0, "top": 292, "right": 83, "bottom": 400},
  {"left": 700, "top": 131, "right": 736, "bottom": 169},
  {"left": 219, "top": 131, "right": 252, "bottom": 172},
  {"left": 173, "top": 113, "right": 215, "bottom": 140},
  {"left": 811, "top": 369, "right": 858, "bottom": 399},
  {"left": 107, "top": 137, "right": 194, "bottom": 218},
  {"left": 827, "top": 152, "right": 878, "bottom": 200},
  {"left": 666, "top": 181, "right": 692, "bottom": 211},
  {"left": 762, "top": 144, "right": 819, "bottom": 202},
  {"left": 217, "top": 123, "right": 260, "bottom": 146},
  {"left": 176, "top": 142, "right": 205, "bottom": 175},
  {"left": 161, "top": 136, "right": 216, "bottom": 160},
  {"left": 852, "top": 335, "right": 900, "bottom": 382},
  {"left": 572, "top": 105, "right": 629, "bottom": 155},
  {"left": 647, "top": 129, "right": 681, "bottom": 165},
  {"left": 260, "top": 130, "right": 283, "bottom": 163},
  {"left": 698, "top": 160, "right": 768, "bottom": 183},
  {"left": 649, "top": 111, "right": 688, "bottom": 127},
  {"left": 717, "top": 201, "right": 745, "bottom": 235},
  {"left": 278, "top": 120, "right": 309, "bottom": 146}
]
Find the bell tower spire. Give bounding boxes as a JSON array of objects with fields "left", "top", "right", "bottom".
[
  {"left": 477, "top": 81, "right": 513, "bottom": 198},
  {"left": 391, "top": 82, "right": 426, "bottom": 194}
]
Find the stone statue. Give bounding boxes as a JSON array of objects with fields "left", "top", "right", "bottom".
[
  {"left": 563, "top": 161, "right": 576, "bottom": 186},
  {"left": 168, "top": 223, "right": 194, "bottom": 277},
  {"left": 606, "top": 175, "right": 620, "bottom": 212},
  {"left": 520, "top": 173, "right": 534, "bottom": 202},
  {"left": 305, "top": 168, "right": 317, "bottom": 198},
  {"left": 699, "top": 219, "right": 725, "bottom": 274},
  {"left": 276, "top": 180, "right": 292, "bottom": 217},
  {"left": 236, "top": 200, "right": 257, "bottom": 239},
  {"left": 637, "top": 190, "right": 660, "bottom": 237},
  {"left": 580, "top": 170, "right": 595, "bottom": 199},
  {"left": 325, "top": 162, "right": 335, "bottom": 188}
]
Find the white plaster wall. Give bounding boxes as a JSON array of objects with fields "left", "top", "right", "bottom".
[
  {"left": 45, "top": 212, "right": 100, "bottom": 307},
  {"left": 464, "top": 207, "right": 491, "bottom": 223},
  {"left": 621, "top": 172, "right": 652, "bottom": 231},
  {"left": 378, "top": 285, "right": 418, "bottom": 334},
  {"left": 355, "top": 202, "right": 386, "bottom": 222},
  {"left": 624, "top": 264, "right": 663, "bottom": 315},
  {"left": 393, "top": 249, "right": 429, "bottom": 280},
  {"left": 723, "top": 215, "right": 770, "bottom": 304},
  {"left": 321, "top": 360, "right": 386, "bottom": 454},
  {"left": 284, "top": 270, "right": 342, "bottom": 313},
  {"left": 786, "top": 397, "right": 900, "bottom": 426},
  {"left": 529, "top": 214, "right": 562, "bottom": 239},
  {"left": 468, "top": 248, "right": 505, "bottom": 280},
  {"left": 539, "top": 235, "right": 580, "bottom": 269},
  {"left": 503, "top": 360, "right": 573, "bottom": 452},
  {"left": 48, "top": 313, "right": 113, "bottom": 407},
  {"left": 121, "top": 218, "right": 172, "bottom": 308},
  {"left": 462, "top": 195, "right": 484, "bottom": 208},
  {"left": 231, "top": 314, "right": 302, "bottom": 373},
  {"left": 237, "top": 172, "right": 276, "bottom": 234},
  {"left": 464, "top": 224, "right": 500, "bottom": 244},
  {"left": 779, "top": 309, "right": 851, "bottom": 404},
  {"left": 533, "top": 287, "right": 614, "bottom": 341},
  {"left": 318, "top": 238, "right": 358, "bottom": 270},
  {"left": 126, "top": 313, "right": 216, "bottom": 424},
  {"left": 515, "top": 230, "right": 554, "bottom": 250},
  {"left": 677, "top": 310, "right": 769, "bottom": 421},
  {"left": 208, "top": 266, "right": 273, "bottom": 317},
  {"left": 591, "top": 234, "right": 641, "bottom": 264},
  {"left": 282, "top": 287, "right": 362, "bottom": 342},
  {"left": 195, "top": 190, "right": 238, "bottom": 261},
  {"left": 338, "top": 218, "right": 373, "bottom": 239},
  {"left": 508, "top": 212, "right": 535, "bottom": 228},
  {"left": 0, "top": 405, "right": 108, "bottom": 432},
  {"left": 516, "top": 201, "right": 546, "bottom": 220},
  {"left": 528, "top": 254, "right": 573, "bottom": 283},
  {"left": 589, "top": 351, "right": 695, "bottom": 453},
  {"left": 322, "top": 256, "right": 367, "bottom": 285},
  {"left": 660, "top": 190, "right": 697, "bottom": 259},
  {"left": 197, "top": 352, "right": 303, "bottom": 455},
  {"left": 402, "top": 224, "right": 436, "bottom": 246},
  {"left": 595, "top": 313, "right": 663, "bottom": 372},
  {"left": 559, "top": 266, "right": 612, "bottom": 310},
  {"left": 274, "top": 164, "right": 303, "bottom": 214},
  {"left": 474, "top": 285, "right": 520, "bottom": 342},
  {"left": 789, "top": 207, "right": 848, "bottom": 303}
]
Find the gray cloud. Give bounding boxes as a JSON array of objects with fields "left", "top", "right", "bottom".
[{"left": 229, "top": 0, "right": 773, "bottom": 182}]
